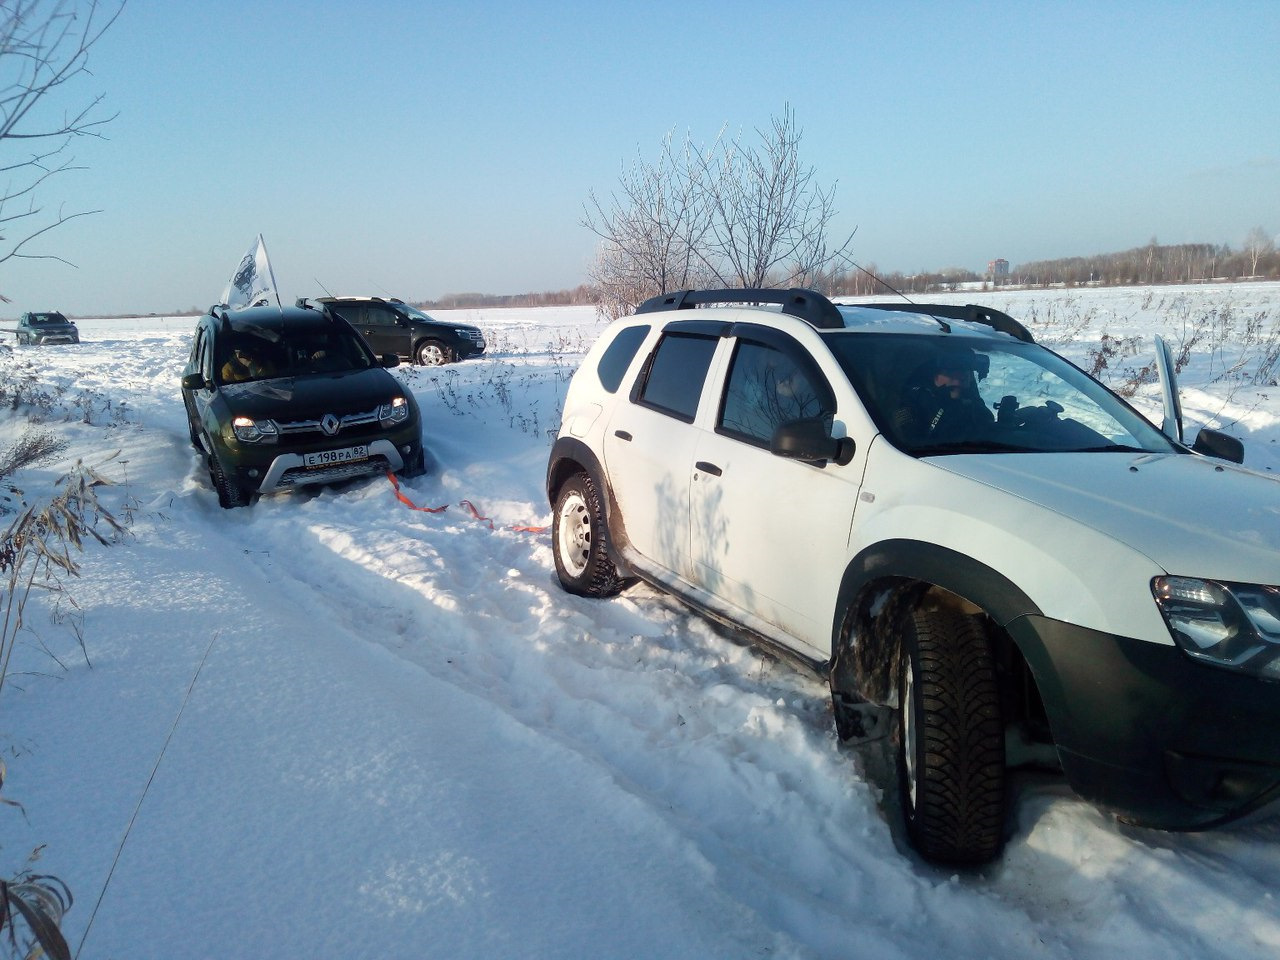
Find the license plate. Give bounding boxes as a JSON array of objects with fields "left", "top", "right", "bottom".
[{"left": 303, "top": 444, "right": 369, "bottom": 468}]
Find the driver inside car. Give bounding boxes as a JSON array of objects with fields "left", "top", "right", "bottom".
[
  {"left": 894, "top": 347, "right": 994, "bottom": 444},
  {"left": 220, "top": 344, "right": 274, "bottom": 384}
]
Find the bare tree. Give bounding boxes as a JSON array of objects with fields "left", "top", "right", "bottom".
[
  {"left": 583, "top": 131, "right": 719, "bottom": 321},
  {"left": 584, "top": 106, "right": 855, "bottom": 320},
  {"left": 0, "top": 0, "right": 125, "bottom": 277},
  {"left": 1244, "top": 226, "right": 1274, "bottom": 279},
  {"left": 695, "top": 106, "right": 853, "bottom": 290}
]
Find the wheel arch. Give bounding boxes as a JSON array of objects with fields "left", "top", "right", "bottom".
[
  {"left": 413, "top": 334, "right": 449, "bottom": 360},
  {"left": 546, "top": 437, "right": 632, "bottom": 572},
  {"left": 829, "top": 539, "right": 1042, "bottom": 705}
]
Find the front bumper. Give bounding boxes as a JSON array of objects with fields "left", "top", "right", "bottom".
[
  {"left": 31, "top": 334, "right": 79, "bottom": 345},
  {"left": 1010, "top": 614, "right": 1280, "bottom": 829},
  {"left": 455, "top": 334, "right": 486, "bottom": 359},
  {"left": 220, "top": 427, "right": 421, "bottom": 496}
]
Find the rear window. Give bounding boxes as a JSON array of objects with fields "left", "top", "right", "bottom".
[
  {"left": 597, "top": 324, "right": 649, "bottom": 393},
  {"left": 635, "top": 332, "right": 718, "bottom": 422}
]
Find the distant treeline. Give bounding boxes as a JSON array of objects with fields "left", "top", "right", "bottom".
[
  {"left": 419, "top": 284, "right": 598, "bottom": 310},
  {"left": 825, "top": 238, "right": 1280, "bottom": 297}
]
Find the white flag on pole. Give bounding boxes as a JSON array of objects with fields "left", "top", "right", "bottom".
[{"left": 221, "top": 234, "right": 281, "bottom": 309}]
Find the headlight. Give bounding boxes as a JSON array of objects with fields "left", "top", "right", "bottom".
[
  {"left": 379, "top": 396, "right": 410, "bottom": 424},
  {"left": 232, "top": 416, "right": 279, "bottom": 443},
  {"left": 1152, "top": 576, "right": 1280, "bottom": 678}
]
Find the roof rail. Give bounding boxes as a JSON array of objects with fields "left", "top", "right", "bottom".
[
  {"left": 857, "top": 302, "right": 1034, "bottom": 343},
  {"left": 636, "top": 287, "right": 844, "bottom": 330}
]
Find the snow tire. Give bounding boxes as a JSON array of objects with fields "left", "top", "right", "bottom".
[
  {"left": 898, "top": 605, "right": 1006, "bottom": 864},
  {"left": 552, "top": 471, "right": 626, "bottom": 597},
  {"left": 210, "top": 449, "right": 249, "bottom": 510}
]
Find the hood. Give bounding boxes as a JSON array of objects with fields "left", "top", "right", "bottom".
[
  {"left": 930, "top": 451, "right": 1280, "bottom": 583},
  {"left": 220, "top": 367, "right": 406, "bottom": 420}
]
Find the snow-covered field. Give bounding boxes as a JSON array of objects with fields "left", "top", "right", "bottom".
[{"left": 1, "top": 283, "right": 1278, "bottom": 959}]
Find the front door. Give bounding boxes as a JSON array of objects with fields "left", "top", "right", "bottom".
[{"left": 688, "top": 336, "right": 865, "bottom": 657}]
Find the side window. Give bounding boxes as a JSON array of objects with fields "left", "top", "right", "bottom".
[
  {"left": 718, "top": 340, "right": 832, "bottom": 446},
  {"left": 597, "top": 324, "right": 650, "bottom": 393},
  {"left": 197, "top": 329, "right": 213, "bottom": 377},
  {"left": 331, "top": 303, "right": 364, "bottom": 325},
  {"left": 635, "top": 332, "right": 718, "bottom": 422},
  {"left": 364, "top": 305, "right": 394, "bottom": 327}
]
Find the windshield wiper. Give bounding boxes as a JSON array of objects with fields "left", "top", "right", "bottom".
[
  {"left": 912, "top": 439, "right": 1041, "bottom": 456},
  {"left": 1065, "top": 444, "right": 1154, "bottom": 454}
]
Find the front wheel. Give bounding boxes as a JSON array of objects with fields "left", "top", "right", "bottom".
[
  {"left": 416, "top": 339, "right": 452, "bottom": 366},
  {"left": 552, "top": 472, "right": 626, "bottom": 597},
  {"left": 209, "top": 450, "right": 250, "bottom": 509},
  {"left": 898, "top": 605, "right": 1006, "bottom": 864}
]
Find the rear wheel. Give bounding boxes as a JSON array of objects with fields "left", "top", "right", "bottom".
[
  {"left": 416, "top": 339, "right": 451, "bottom": 366},
  {"left": 898, "top": 605, "right": 1006, "bottom": 864},
  {"left": 552, "top": 472, "right": 625, "bottom": 597}
]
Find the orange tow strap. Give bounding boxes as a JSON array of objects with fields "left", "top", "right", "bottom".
[
  {"left": 385, "top": 471, "right": 448, "bottom": 513},
  {"left": 386, "top": 473, "right": 547, "bottom": 534}
]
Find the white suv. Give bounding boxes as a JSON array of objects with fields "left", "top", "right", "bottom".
[{"left": 546, "top": 287, "right": 1280, "bottom": 864}]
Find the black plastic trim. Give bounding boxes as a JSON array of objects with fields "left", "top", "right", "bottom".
[
  {"left": 636, "top": 287, "right": 845, "bottom": 330},
  {"left": 832, "top": 539, "right": 1041, "bottom": 648},
  {"left": 1008, "top": 614, "right": 1280, "bottom": 828}
]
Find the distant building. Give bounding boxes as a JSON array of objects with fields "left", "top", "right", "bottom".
[{"left": 987, "top": 258, "right": 1009, "bottom": 281}]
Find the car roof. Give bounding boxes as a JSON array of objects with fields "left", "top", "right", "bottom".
[
  {"left": 316, "top": 296, "right": 404, "bottom": 305},
  {"left": 206, "top": 304, "right": 339, "bottom": 335},
  {"left": 634, "top": 288, "right": 1034, "bottom": 344}
]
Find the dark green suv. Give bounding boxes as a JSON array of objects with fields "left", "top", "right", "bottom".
[
  {"left": 16, "top": 311, "right": 79, "bottom": 345},
  {"left": 180, "top": 301, "right": 425, "bottom": 508},
  {"left": 319, "top": 296, "right": 486, "bottom": 365}
]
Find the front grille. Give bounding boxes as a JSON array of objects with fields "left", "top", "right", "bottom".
[{"left": 275, "top": 405, "right": 382, "bottom": 436}]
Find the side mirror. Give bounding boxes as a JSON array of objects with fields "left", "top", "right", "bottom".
[
  {"left": 181, "top": 372, "right": 209, "bottom": 391},
  {"left": 770, "top": 417, "right": 855, "bottom": 466},
  {"left": 1191, "top": 427, "right": 1244, "bottom": 464},
  {"left": 380, "top": 353, "right": 400, "bottom": 368}
]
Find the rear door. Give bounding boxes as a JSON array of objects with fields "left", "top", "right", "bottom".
[
  {"left": 602, "top": 323, "right": 722, "bottom": 576},
  {"left": 360, "top": 303, "right": 406, "bottom": 358}
]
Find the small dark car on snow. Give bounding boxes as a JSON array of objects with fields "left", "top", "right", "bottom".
[
  {"left": 16, "top": 311, "right": 79, "bottom": 345},
  {"left": 180, "top": 300, "right": 425, "bottom": 508},
  {"left": 319, "top": 296, "right": 486, "bottom": 366}
]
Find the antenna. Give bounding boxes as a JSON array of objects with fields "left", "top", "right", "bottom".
[
  {"left": 838, "top": 252, "right": 914, "bottom": 304},
  {"left": 314, "top": 278, "right": 334, "bottom": 297}
]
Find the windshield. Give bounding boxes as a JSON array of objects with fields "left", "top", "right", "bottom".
[
  {"left": 30, "top": 313, "right": 67, "bottom": 325},
  {"left": 825, "top": 333, "right": 1179, "bottom": 457},
  {"left": 216, "top": 326, "right": 376, "bottom": 385}
]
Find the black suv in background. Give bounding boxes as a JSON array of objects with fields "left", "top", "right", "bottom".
[
  {"left": 180, "top": 300, "right": 424, "bottom": 508},
  {"left": 319, "top": 296, "right": 486, "bottom": 366},
  {"left": 16, "top": 311, "right": 79, "bottom": 345}
]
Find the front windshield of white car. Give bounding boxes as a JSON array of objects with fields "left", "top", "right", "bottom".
[{"left": 826, "top": 333, "right": 1180, "bottom": 456}]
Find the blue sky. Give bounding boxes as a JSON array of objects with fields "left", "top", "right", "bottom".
[{"left": 2, "top": 0, "right": 1277, "bottom": 316}]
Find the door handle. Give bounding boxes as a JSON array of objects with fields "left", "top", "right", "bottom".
[
  {"left": 695, "top": 461, "right": 722, "bottom": 477},
  {"left": 614, "top": 430, "right": 633, "bottom": 442}
]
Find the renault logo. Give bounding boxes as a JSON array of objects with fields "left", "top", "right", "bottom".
[{"left": 320, "top": 413, "right": 341, "bottom": 436}]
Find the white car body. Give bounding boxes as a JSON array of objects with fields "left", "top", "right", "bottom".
[{"left": 547, "top": 289, "right": 1280, "bottom": 863}]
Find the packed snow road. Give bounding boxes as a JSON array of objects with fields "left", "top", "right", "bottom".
[{"left": 1, "top": 291, "right": 1278, "bottom": 958}]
